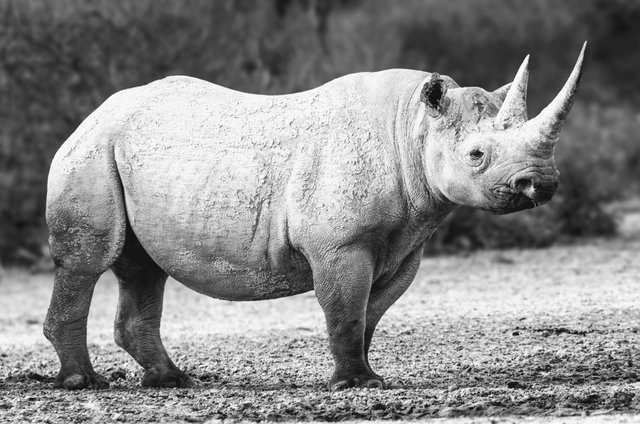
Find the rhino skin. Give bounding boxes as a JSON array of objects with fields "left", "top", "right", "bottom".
[{"left": 45, "top": 44, "right": 586, "bottom": 391}]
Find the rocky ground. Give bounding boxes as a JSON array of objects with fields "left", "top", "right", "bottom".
[{"left": 1, "top": 214, "right": 639, "bottom": 423}]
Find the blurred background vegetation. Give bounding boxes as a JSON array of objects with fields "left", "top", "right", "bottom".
[{"left": 0, "top": 0, "right": 639, "bottom": 265}]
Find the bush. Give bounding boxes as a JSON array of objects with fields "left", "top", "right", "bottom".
[{"left": 0, "top": 0, "right": 638, "bottom": 263}]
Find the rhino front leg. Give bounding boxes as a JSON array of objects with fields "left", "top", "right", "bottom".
[
  {"left": 112, "top": 234, "right": 194, "bottom": 388},
  {"left": 44, "top": 267, "right": 109, "bottom": 390},
  {"left": 312, "top": 248, "right": 382, "bottom": 391},
  {"left": 364, "top": 246, "right": 423, "bottom": 377}
]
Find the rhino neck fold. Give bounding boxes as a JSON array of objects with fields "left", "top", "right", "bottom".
[{"left": 391, "top": 75, "right": 457, "bottom": 231}]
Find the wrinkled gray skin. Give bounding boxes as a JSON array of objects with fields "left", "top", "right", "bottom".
[{"left": 45, "top": 45, "right": 586, "bottom": 391}]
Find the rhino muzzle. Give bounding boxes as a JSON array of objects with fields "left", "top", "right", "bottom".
[{"left": 490, "top": 166, "right": 560, "bottom": 213}]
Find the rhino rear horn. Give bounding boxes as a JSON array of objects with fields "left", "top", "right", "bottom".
[
  {"left": 492, "top": 83, "right": 512, "bottom": 102},
  {"left": 524, "top": 42, "right": 587, "bottom": 147},
  {"left": 494, "top": 55, "right": 529, "bottom": 129}
]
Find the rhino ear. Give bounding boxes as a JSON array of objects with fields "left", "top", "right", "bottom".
[
  {"left": 420, "top": 73, "right": 448, "bottom": 114},
  {"left": 492, "top": 83, "right": 511, "bottom": 103}
]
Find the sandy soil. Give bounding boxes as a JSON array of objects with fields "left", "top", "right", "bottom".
[{"left": 1, "top": 216, "right": 639, "bottom": 422}]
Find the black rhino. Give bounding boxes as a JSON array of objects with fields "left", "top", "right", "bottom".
[{"left": 45, "top": 44, "right": 586, "bottom": 391}]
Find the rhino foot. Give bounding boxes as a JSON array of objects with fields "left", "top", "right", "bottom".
[
  {"left": 141, "top": 367, "right": 195, "bottom": 388},
  {"left": 329, "top": 375, "right": 385, "bottom": 392},
  {"left": 55, "top": 371, "right": 110, "bottom": 390}
]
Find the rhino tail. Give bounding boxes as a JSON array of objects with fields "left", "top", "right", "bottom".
[{"left": 46, "top": 124, "right": 127, "bottom": 274}]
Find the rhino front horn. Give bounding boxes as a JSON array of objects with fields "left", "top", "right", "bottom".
[
  {"left": 525, "top": 42, "right": 587, "bottom": 147},
  {"left": 494, "top": 54, "right": 530, "bottom": 129}
]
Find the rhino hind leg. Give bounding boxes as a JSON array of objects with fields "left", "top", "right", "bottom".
[
  {"left": 44, "top": 268, "right": 110, "bottom": 390},
  {"left": 45, "top": 152, "right": 127, "bottom": 390},
  {"left": 112, "top": 226, "right": 194, "bottom": 388}
]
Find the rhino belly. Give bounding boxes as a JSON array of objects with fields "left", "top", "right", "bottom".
[
  {"left": 126, "top": 200, "right": 314, "bottom": 300},
  {"left": 153, "top": 247, "right": 314, "bottom": 301}
]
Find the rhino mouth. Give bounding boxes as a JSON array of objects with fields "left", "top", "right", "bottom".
[
  {"left": 487, "top": 186, "right": 537, "bottom": 215},
  {"left": 512, "top": 194, "right": 537, "bottom": 211},
  {"left": 486, "top": 195, "right": 534, "bottom": 215}
]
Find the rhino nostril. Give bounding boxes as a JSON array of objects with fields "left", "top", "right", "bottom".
[{"left": 514, "top": 178, "right": 532, "bottom": 193}]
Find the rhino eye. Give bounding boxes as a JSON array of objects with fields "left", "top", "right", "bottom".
[{"left": 469, "top": 149, "right": 484, "bottom": 160}]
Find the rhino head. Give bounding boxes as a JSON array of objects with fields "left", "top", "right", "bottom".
[{"left": 419, "top": 43, "right": 586, "bottom": 214}]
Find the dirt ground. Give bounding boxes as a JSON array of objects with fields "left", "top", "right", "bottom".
[{"left": 1, "top": 214, "right": 639, "bottom": 423}]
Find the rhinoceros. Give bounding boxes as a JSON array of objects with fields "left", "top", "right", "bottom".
[{"left": 45, "top": 44, "right": 586, "bottom": 391}]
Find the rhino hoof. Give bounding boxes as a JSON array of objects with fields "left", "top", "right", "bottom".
[
  {"left": 329, "top": 376, "right": 385, "bottom": 392},
  {"left": 58, "top": 372, "right": 110, "bottom": 390},
  {"left": 141, "top": 368, "right": 195, "bottom": 388}
]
